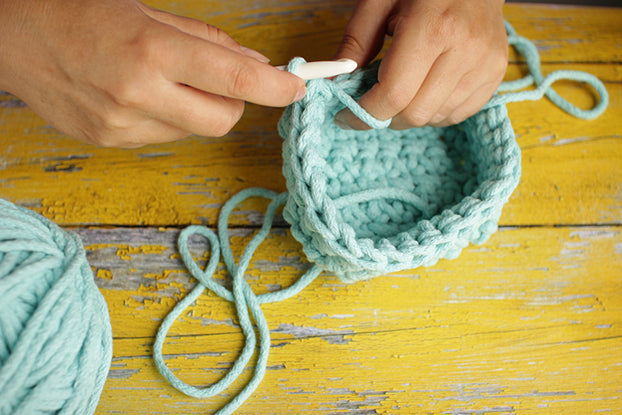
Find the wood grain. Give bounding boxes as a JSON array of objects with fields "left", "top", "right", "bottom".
[
  {"left": 0, "top": 70, "right": 620, "bottom": 227},
  {"left": 0, "top": 4, "right": 620, "bottom": 227},
  {"left": 87, "top": 225, "right": 621, "bottom": 414},
  {"left": 0, "top": 2, "right": 620, "bottom": 414}
]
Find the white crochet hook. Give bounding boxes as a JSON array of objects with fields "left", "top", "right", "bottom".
[{"left": 275, "top": 58, "right": 357, "bottom": 80}]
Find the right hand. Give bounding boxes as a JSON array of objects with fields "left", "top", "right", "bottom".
[
  {"left": 0, "top": 0, "right": 306, "bottom": 147},
  {"left": 333, "top": 0, "right": 507, "bottom": 130}
]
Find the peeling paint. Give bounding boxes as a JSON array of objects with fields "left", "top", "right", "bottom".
[
  {"left": 107, "top": 368, "right": 140, "bottom": 379},
  {"left": 273, "top": 323, "right": 354, "bottom": 344},
  {"left": 85, "top": 243, "right": 168, "bottom": 260}
]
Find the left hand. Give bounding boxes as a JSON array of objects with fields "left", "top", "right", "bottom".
[{"left": 334, "top": 0, "right": 508, "bottom": 130}]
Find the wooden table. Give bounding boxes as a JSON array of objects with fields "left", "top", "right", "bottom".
[{"left": 1, "top": 2, "right": 620, "bottom": 414}]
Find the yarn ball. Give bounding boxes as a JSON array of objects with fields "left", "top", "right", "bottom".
[
  {"left": 0, "top": 199, "right": 112, "bottom": 415},
  {"left": 279, "top": 60, "right": 522, "bottom": 282}
]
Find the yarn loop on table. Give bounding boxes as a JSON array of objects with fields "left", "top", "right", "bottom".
[
  {"left": 154, "top": 21, "right": 608, "bottom": 415},
  {"left": 154, "top": 188, "right": 322, "bottom": 415},
  {"left": 0, "top": 199, "right": 113, "bottom": 415}
]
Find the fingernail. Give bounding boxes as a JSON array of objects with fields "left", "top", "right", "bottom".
[
  {"left": 334, "top": 109, "right": 353, "bottom": 130},
  {"left": 240, "top": 46, "right": 271, "bottom": 63},
  {"left": 294, "top": 85, "right": 307, "bottom": 102}
]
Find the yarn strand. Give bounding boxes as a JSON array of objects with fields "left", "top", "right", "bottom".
[
  {"left": 487, "top": 21, "right": 609, "bottom": 119},
  {"left": 154, "top": 20, "right": 609, "bottom": 415},
  {"left": 153, "top": 188, "right": 321, "bottom": 415}
]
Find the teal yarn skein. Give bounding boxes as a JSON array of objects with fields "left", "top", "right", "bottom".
[
  {"left": 0, "top": 199, "right": 113, "bottom": 415},
  {"left": 154, "top": 21, "right": 608, "bottom": 415}
]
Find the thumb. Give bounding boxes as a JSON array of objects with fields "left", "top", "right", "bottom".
[{"left": 334, "top": 0, "right": 394, "bottom": 67}]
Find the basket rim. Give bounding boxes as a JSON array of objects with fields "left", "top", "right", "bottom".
[{"left": 281, "top": 76, "right": 521, "bottom": 277}]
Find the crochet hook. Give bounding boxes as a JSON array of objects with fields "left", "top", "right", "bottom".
[{"left": 275, "top": 58, "right": 357, "bottom": 80}]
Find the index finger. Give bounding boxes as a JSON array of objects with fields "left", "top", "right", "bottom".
[
  {"left": 160, "top": 29, "right": 306, "bottom": 107},
  {"left": 339, "top": 14, "right": 443, "bottom": 130}
]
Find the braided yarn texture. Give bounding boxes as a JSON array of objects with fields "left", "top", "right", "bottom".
[
  {"left": 155, "top": 21, "right": 608, "bottom": 414},
  {"left": 0, "top": 199, "right": 113, "bottom": 415},
  {"left": 279, "top": 61, "right": 521, "bottom": 282}
]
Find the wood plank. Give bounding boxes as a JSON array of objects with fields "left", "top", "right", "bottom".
[
  {"left": 1, "top": 3, "right": 619, "bottom": 414},
  {"left": 1, "top": 4, "right": 620, "bottom": 227},
  {"left": 139, "top": 1, "right": 622, "bottom": 64},
  {"left": 82, "top": 225, "right": 622, "bottom": 337},
  {"left": 87, "top": 225, "right": 621, "bottom": 414},
  {"left": 99, "top": 329, "right": 622, "bottom": 414},
  {"left": 1, "top": 70, "right": 620, "bottom": 227}
]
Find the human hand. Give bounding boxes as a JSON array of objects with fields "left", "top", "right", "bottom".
[
  {"left": 334, "top": 0, "right": 507, "bottom": 129},
  {"left": 0, "top": 0, "right": 305, "bottom": 147}
]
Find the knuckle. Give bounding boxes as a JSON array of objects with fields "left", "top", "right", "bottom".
[
  {"left": 226, "top": 65, "right": 258, "bottom": 98},
  {"left": 84, "top": 129, "right": 117, "bottom": 148},
  {"left": 204, "top": 24, "right": 227, "bottom": 43},
  {"left": 446, "top": 113, "right": 466, "bottom": 125},
  {"left": 382, "top": 85, "right": 412, "bottom": 114},
  {"left": 111, "top": 35, "right": 159, "bottom": 108},
  {"left": 210, "top": 101, "right": 244, "bottom": 137},
  {"left": 403, "top": 108, "right": 433, "bottom": 127},
  {"left": 99, "top": 106, "right": 133, "bottom": 131},
  {"left": 439, "top": 9, "right": 459, "bottom": 33},
  {"left": 424, "top": 13, "right": 455, "bottom": 48},
  {"left": 126, "top": 26, "right": 160, "bottom": 67},
  {"left": 109, "top": 79, "right": 146, "bottom": 109},
  {"left": 447, "top": 110, "right": 470, "bottom": 126},
  {"left": 83, "top": 122, "right": 140, "bottom": 148},
  {"left": 338, "top": 33, "right": 367, "bottom": 58},
  {"left": 430, "top": 112, "right": 447, "bottom": 125}
]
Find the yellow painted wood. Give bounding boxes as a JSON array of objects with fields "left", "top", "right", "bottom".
[
  {"left": 101, "top": 331, "right": 622, "bottom": 414},
  {"left": 87, "top": 226, "right": 621, "bottom": 339},
  {"left": 140, "top": 1, "right": 622, "bottom": 64},
  {"left": 0, "top": 3, "right": 620, "bottom": 227},
  {"left": 0, "top": 71, "right": 620, "bottom": 227},
  {"left": 0, "top": 3, "right": 620, "bottom": 414},
  {"left": 91, "top": 225, "right": 621, "bottom": 414}
]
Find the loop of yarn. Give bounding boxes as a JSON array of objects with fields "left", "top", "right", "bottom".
[
  {"left": 153, "top": 188, "right": 321, "bottom": 415},
  {"left": 0, "top": 199, "right": 112, "bottom": 415},
  {"left": 155, "top": 21, "right": 608, "bottom": 414},
  {"left": 278, "top": 20, "right": 608, "bottom": 283},
  {"left": 487, "top": 21, "right": 609, "bottom": 119}
]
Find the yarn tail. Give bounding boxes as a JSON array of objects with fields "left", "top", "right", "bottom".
[
  {"left": 485, "top": 21, "right": 608, "bottom": 119},
  {"left": 153, "top": 188, "right": 321, "bottom": 415}
]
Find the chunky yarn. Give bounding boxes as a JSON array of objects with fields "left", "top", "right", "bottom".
[
  {"left": 0, "top": 199, "right": 113, "bottom": 415},
  {"left": 154, "top": 188, "right": 322, "bottom": 415},
  {"left": 278, "top": 21, "right": 608, "bottom": 283},
  {"left": 154, "top": 21, "right": 608, "bottom": 414},
  {"left": 280, "top": 61, "right": 521, "bottom": 282}
]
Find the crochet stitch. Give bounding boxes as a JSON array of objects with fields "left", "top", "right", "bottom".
[
  {"left": 153, "top": 21, "right": 608, "bottom": 415},
  {"left": 280, "top": 60, "right": 521, "bottom": 283}
]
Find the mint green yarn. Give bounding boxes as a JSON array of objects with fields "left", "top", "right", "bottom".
[
  {"left": 279, "top": 21, "right": 608, "bottom": 283},
  {"left": 154, "top": 21, "right": 608, "bottom": 414},
  {"left": 486, "top": 21, "right": 609, "bottom": 118},
  {"left": 154, "top": 188, "right": 321, "bottom": 415},
  {"left": 279, "top": 61, "right": 522, "bottom": 282},
  {"left": 0, "top": 198, "right": 113, "bottom": 415}
]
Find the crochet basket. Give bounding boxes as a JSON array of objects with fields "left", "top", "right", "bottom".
[
  {"left": 279, "top": 61, "right": 520, "bottom": 283},
  {"left": 277, "top": 20, "right": 607, "bottom": 283},
  {"left": 153, "top": 22, "right": 608, "bottom": 415}
]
